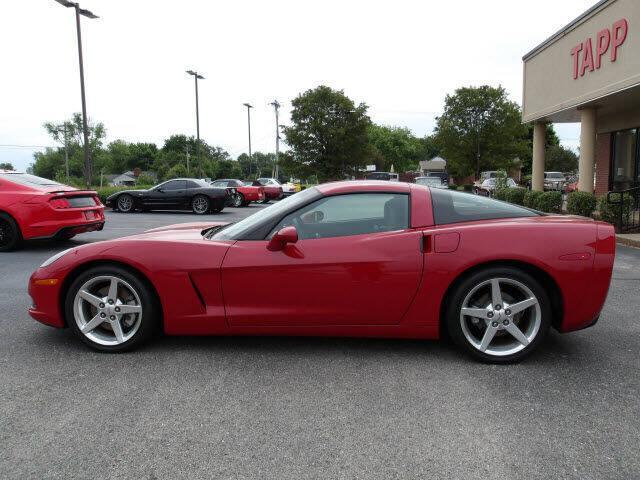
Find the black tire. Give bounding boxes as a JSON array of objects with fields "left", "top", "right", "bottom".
[
  {"left": 260, "top": 198, "right": 270, "bottom": 204},
  {"left": 65, "top": 265, "right": 160, "bottom": 353},
  {"left": 116, "top": 194, "right": 135, "bottom": 213},
  {"left": 0, "top": 212, "right": 22, "bottom": 252},
  {"left": 446, "top": 266, "right": 551, "bottom": 363},
  {"left": 191, "top": 195, "right": 210, "bottom": 215},
  {"left": 231, "top": 193, "right": 245, "bottom": 208}
]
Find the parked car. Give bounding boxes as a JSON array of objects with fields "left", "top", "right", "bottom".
[
  {"left": 544, "top": 172, "right": 567, "bottom": 191},
  {"left": 0, "top": 170, "right": 104, "bottom": 251},
  {"left": 29, "top": 181, "right": 615, "bottom": 363},
  {"left": 256, "top": 178, "right": 284, "bottom": 203},
  {"left": 365, "top": 172, "right": 399, "bottom": 181},
  {"left": 106, "top": 178, "right": 228, "bottom": 214},
  {"left": 281, "top": 182, "right": 302, "bottom": 197},
  {"left": 424, "top": 171, "right": 449, "bottom": 185},
  {"left": 414, "top": 177, "right": 448, "bottom": 189},
  {"left": 210, "top": 179, "right": 265, "bottom": 207},
  {"left": 474, "top": 178, "right": 518, "bottom": 196}
]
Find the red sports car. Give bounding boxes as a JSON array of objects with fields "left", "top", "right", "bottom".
[
  {"left": 210, "top": 179, "right": 264, "bottom": 207},
  {"left": 28, "top": 181, "right": 615, "bottom": 362},
  {"left": 0, "top": 171, "right": 104, "bottom": 252},
  {"left": 257, "top": 178, "right": 284, "bottom": 203}
]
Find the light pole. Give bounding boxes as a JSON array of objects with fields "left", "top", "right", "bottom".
[
  {"left": 269, "top": 100, "right": 280, "bottom": 179},
  {"left": 243, "top": 103, "right": 253, "bottom": 177},
  {"left": 186, "top": 70, "right": 205, "bottom": 171},
  {"left": 54, "top": 0, "right": 98, "bottom": 187}
]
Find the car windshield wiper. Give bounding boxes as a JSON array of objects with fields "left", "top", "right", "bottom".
[{"left": 202, "top": 223, "right": 234, "bottom": 240}]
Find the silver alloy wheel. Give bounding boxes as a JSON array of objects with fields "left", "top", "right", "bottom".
[
  {"left": 117, "top": 195, "right": 133, "bottom": 212},
  {"left": 459, "top": 277, "right": 541, "bottom": 357},
  {"left": 192, "top": 196, "right": 209, "bottom": 214},
  {"left": 232, "top": 193, "right": 243, "bottom": 207},
  {"left": 73, "top": 275, "right": 143, "bottom": 346}
]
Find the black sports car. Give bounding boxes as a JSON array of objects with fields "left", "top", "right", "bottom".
[{"left": 106, "top": 178, "right": 230, "bottom": 214}]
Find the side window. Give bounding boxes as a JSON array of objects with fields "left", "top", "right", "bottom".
[
  {"left": 163, "top": 180, "right": 186, "bottom": 191},
  {"left": 212, "top": 181, "right": 228, "bottom": 188},
  {"left": 270, "top": 193, "right": 409, "bottom": 240},
  {"left": 430, "top": 188, "right": 539, "bottom": 225},
  {"left": 185, "top": 180, "right": 199, "bottom": 189}
]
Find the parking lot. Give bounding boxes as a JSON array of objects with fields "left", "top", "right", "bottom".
[{"left": 1, "top": 206, "right": 640, "bottom": 479}]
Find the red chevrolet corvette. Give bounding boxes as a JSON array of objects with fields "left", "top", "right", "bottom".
[
  {"left": 0, "top": 171, "right": 104, "bottom": 251},
  {"left": 28, "top": 181, "right": 615, "bottom": 362}
]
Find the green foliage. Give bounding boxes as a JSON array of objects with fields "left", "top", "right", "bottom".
[
  {"left": 494, "top": 188, "right": 508, "bottom": 201},
  {"left": 523, "top": 190, "right": 543, "bottom": 209},
  {"left": 0, "top": 162, "right": 14, "bottom": 170},
  {"left": 448, "top": 184, "right": 459, "bottom": 190},
  {"left": 545, "top": 145, "right": 578, "bottom": 173},
  {"left": 164, "top": 163, "right": 189, "bottom": 180},
  {"left": 567, "top": 191, "right": 596, "bottom": 218},
  {"left": 536, "top": 191, "right": 563, "bottom": 213},
  {"left": 504, "top": 187, "right": 527, "bottom": 206},
  {"left": 282, "top": 85, "right": 372, "bottom": 181},
  {"left": 136, "top": 173, "right": 156, "bottom": 186},
  {"left": 462, "top": 184, "right": 474, "bottom": 192},
  {"left": 368, "top": 124, "right": 424, "bottom": 172},
  {"left": 598, "top": 192, "right": 634, "bottom": 225},
  {"left": 432, "top": 85, "right": 528, "bottom": 178},
  {"left": 521, "top": 123, "right": 560, "bottom": 175}
]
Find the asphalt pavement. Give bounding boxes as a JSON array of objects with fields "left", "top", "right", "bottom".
[{"left": 1, "top": 206, "right": 639, "bottom": 479}]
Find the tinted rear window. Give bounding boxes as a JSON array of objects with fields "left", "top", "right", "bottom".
[
  {"left": 0, "top": 173, "right": 62, "bottom": 188},
  {"left": 430, "top": 188, "right": 539, "bottom": 225},
  {"left": 67, "top": 196, "right": 96, "bottom": 207}
]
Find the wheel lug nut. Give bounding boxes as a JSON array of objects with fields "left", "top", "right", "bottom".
[
  {"left": 503, "top": 320, "right": 509, "bottom": 326},
  {"left": 505, "top": 309, "right": 511, "bottom": 315},
  {"left": 110, "top": 315, "right": 115, "bottom": 320},
  {"left": 99, "top": 303, "right": 105, "bottom": 308},
  {"left": 108, "top": 300, "right": 114, "bottom": 305},
  {"left": 491, "top": 321, "right": 499, "bottom": 327},
  {"left": 100, "top": 313, "right": 106, "bottom": 318},
  {"left": 115, "top": 307, "right": 120, "bottom": 312},
  {"left": 495, "top": 305, "right": 501, "bottom": 310},
  {"left": 487, "top": 312, "right": 494, "bottom": 318}
]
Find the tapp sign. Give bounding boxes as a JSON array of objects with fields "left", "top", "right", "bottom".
[{"left": 570, "top": 18, "right": 628, "bottom": 79}]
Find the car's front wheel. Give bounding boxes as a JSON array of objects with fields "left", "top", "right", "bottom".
[
  {"left": 0, "top": 213, "right": 22, "bottom": 252},
  {"left": 446, "top": 267, "right": 550, "bottom": 363},
  {"left": 116, "top": 194, "right": 134, "bottom": 213},
  {"left": 231, "top": 193, "right": 245, "bottom": 208},
  {"left": 65, "top": 265, "right": 159, "bottom": 352}
]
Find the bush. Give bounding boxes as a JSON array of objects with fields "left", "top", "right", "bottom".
[
  {"left": 494, "top": 188, "right": 508, "bottom": 201},
  {"left": 598, "top": 192, "right": 634, "bottom": 226},
  {"left": 523, "top": 190, "right": 544, "bottom": 209},
  {"left": 567, "top": 191, "right": 596, "bottom": 218},
  {"left": 448, "top": 184, "right": 459, "bottom": 190},
  {"left": 537, "top": 191, "right": 562, "bottom": 213},
  {"left": 503, "top": 187, "right": 527, "bottom": 206},
  {"left": 462, "top": 184, "right": 474, "bottom": 192}
]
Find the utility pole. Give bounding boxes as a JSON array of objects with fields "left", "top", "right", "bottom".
[
  {"left": 270, "top": 100, "right": 280, "bottom": 179},
  {"left": 243, "top": 103, "right": 253, "bottom": 177},
  {"left": 186, "top": 70, "right": 205, "bottom": 169},
  {"left": 185, "top": 144, "right": 190, "bottom": 174},
  {"left": 54, "top": 0, "right": 99, "bottom": 187}
]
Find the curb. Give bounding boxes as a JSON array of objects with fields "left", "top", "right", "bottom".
[{"left": 617, "top": 236, "right": 640, "bottom": 249}]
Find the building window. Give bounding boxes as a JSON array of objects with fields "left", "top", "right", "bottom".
[{"left": 611, "top": 128, "right": 639, "bottom": 190}]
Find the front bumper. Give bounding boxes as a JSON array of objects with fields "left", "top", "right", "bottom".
[{"left": 28, "top": 269, "right": 66, "bottom": 328}]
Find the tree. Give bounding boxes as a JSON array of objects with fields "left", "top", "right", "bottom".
[
  {"left": 432, "top": 86, "right": 528, "bottom": 178},
  {"left": 282, "top": 85, "right": 372, "bottom": 181},
  {"left": 367, "top": 125, "right": 423, "bottom": 172},
  {"left": 545, "top": 145, "right": 578, "bottom": 172},
  {"left": 0, "top": 162, "right": 14, "bottom": 170},
  {"left": 237, "top": 152, "right": 276, "bottom": 178}
]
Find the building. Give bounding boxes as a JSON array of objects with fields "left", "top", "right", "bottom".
[
  {"left": 523, "top": 0, "right": 640, "bottom": 195},
  {"left": 105, "top": 170, "right": 158, "bottom": 187},
  {"left": 419, "top": 156, "right": 447, "bottom": 175}
]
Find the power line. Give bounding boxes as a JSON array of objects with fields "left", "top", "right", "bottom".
[{"left": 0, "top": 144, "right": 56, "bottom": 149}]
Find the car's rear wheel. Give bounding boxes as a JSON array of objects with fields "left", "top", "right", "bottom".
[
  {"left": 446, "top": 267, "right": 550, "bottom": 363},
  {"left": 231, "top": 193, "right": 244, "bottom": 208},
  {"left": 65, "top": 266, "right": 159, "bottom": 352},
  {"left": 0, "top": 213, "right": 22, "bottom": 252},
  {"left": 117, "top": 194, "right": 134, "bottom": 213},
  {"left": 192, "top": 195, "right": 210, "bottom": 214},
  {"left": 260, "top": 198, "right": 270, "bottom": 204}
]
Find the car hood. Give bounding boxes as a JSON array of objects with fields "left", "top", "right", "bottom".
[{"left": 144, "top": 222, "right": 229, "bottom": 234}]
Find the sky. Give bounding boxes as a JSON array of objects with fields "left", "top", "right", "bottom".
[{"left": 0, "top": 0, "right": 597, "bottom": 172}]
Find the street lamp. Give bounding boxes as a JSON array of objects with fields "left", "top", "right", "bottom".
[
  {"left": 186, "top": 70, "right": 205, "bottom": 170},
  {"left": 243, "top": 103, "right": 253, "bottom": 177},
  {"left": 53, "top": 0, "right": 98, "bottom": 187}
]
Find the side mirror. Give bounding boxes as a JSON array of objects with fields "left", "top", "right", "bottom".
[{"left": 267, "top": 226, "right": 298, "bottom": 251}]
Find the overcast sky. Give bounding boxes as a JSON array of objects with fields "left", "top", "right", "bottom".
[{"left": 1, "top": 0, "right": 597, "bottom": 172}]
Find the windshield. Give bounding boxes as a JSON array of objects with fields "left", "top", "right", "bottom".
[
  {"left": 545, "top": 173, "right": 565, "bottom": 179},
  {"left": 0, "top": 173, "right": 62, "bottom": 188},
  {"left": 211, "top": 187, "right": 319, "bottom": 240},
  {"left": 416, "top": 177, "right": 441, "bottom": 186}
]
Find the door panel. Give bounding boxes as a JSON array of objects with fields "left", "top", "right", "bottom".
[{"left": 221, "top": 230, "right": 423, "bottom": 326}]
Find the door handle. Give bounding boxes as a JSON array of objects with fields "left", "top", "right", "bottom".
[{"left": 421, "top": 235, "right": 431, "bottom": 253}]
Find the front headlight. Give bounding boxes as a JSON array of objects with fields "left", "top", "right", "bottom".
[{"left": 40, "top": 248, "right": 73, "bottom": 268}]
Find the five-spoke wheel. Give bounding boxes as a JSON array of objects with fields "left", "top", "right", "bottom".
[
  {"left": 447, "top": 267, "right": 550, "bottom": 363},
  {"left": 117, "top": 194, "right": 134, "bottom": 213},
  {"left": 192, "top": 195, "right": 210, "bottom": 214},
  {"left": 66, "top": 266, "right": 158, "bottom": 352}
]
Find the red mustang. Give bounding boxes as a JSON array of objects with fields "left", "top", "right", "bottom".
[
  {"left": 0, "top": 171, "right": 104, "bottom": 251},
  {"left": 210, "top": 179, "right": 264, "bottom": 207},
  {"left": 28, "top": 181, "right": 614, "bottom": 362}
]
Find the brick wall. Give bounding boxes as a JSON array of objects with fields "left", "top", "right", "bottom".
[{"left": 594, "top": 133, "right": 612, "bottom": 196}]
